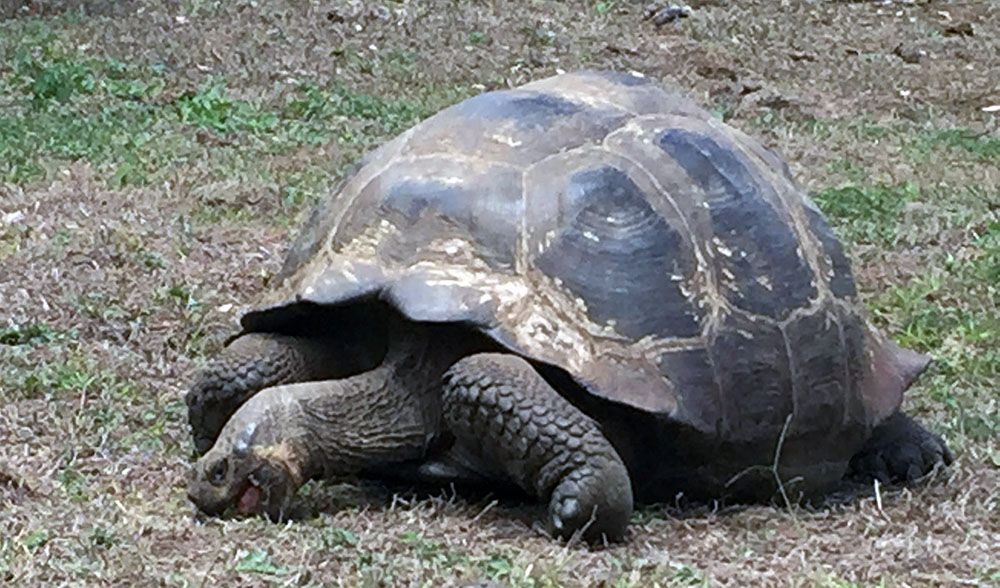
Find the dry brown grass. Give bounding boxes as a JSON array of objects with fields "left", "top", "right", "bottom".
[{"left": 1, "top": 1, "right": 998, "bottom": 586}]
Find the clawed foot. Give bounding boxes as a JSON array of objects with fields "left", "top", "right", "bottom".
[
  {"left": 547, "top": 466, "right": 631, "bottom": 544},
  {"left": 548, "top": 473, "right": 597, "bottom": 541},
  {"left": 847, "top": 413, "right": 954, "bottom": 485},
  {"left": 642, "top": 2, "right": 691, "bottom": 26}
]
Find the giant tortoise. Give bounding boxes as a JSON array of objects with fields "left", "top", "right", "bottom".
[{"left": 185, "top": 70, "right": 952, "bottom": 542}]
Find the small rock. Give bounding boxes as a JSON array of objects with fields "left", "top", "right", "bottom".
[
  {"left": 943, "top": 22, "right": 974, "bottom": 37},
  {"left": 644, "top": 3, "right": 692, "bottom": 26},
  {"left": 2, "top": 210, "right": 25, "bottom": 225},
  {"left": 696, "top": 64, "right": 738, "bottom": 81},
  {"left": 738, "top": 77, "right": 765, "bottom": 95},
  {"left": 604, "top": 42, "right": 639, "bottom": 56},
  {"left": 893, "top": 43, "right": 926, "bottom": 64}
]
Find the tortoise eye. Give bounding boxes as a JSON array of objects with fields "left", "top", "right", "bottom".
[{"left": 208, "top": 458, "right": 228, "bottom": 486}]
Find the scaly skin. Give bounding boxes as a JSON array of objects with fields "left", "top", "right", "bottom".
[
  {"left": 187, "top": 325, "right": 633, "bottom": 543},
  {"left": 442, "top": 353, "right": 633, "bottom": 542},
  {"left": 186, "top": 333, "right": 377, "bottom": 455}
]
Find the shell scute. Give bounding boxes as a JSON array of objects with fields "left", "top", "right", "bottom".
[
  {"left": 656, "top": 128, "right": 818, "bottom": 319},
  {"left": 333, "top": 156, "right": 524, "bottom": 270},
  {"left": 533, "top": 164, "right": 703, "bottom": 340},
  {"left": 803, "top": 201, "right": 858, "bottom": 299},
  {"left": 656, "top": 348, "right": 721, "bottom": 433},
  {"left": 400, "top": 87, "right": 631, "bottom": 167},
  {"left": 784, "top": 309, "right": 850, "bottom": 436}
]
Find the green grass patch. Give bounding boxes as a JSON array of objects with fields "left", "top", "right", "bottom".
[
  {"left": 812, "top": 183, "right": 919, "bottom": 246},
  {"left": 867, "top": 220, "right": 999, "bottom": 440},
  {"left": 0, "top": 26, "right": 470, "bottom": 189},
  {"left": 398, "top": 531, "right": 469, "bottom": 568},
  {"left": 0, "top": 38, "right": 180, "bottom": 185},
  {"left": 321, "top": 527, "right": 360, "bottom": 549},
  {"left": 56, "top": 461, "right": 90, "bottom": 501},
  {"left": 119, "top": 396, "right": 187, "bottom": 452},
  {"left": 870, "top": 220, "right": 998, "bottom": 353},
  {"left": 0, "top": 344, "right": 183, "bottom": 451},
  {"left": 19, "top": 529, "right": 49, "bottom": 551},
  {"left": 278, "top": 80, "right": 471, "bottom": 150},
  {"left": 12, "top": 355, "right": 133, "bottom": 401},
  {"left": 908, "top": 128, "right": 1000, "bottom": 162},
  {"left": 594, "top": 1, "right": 618, "bottom": 15}
]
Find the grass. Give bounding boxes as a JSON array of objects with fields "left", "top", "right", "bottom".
[
  {"left": 874, "top": 217, "right": 999, "bottom": 439},
  {"left": 0, "top": 1, "right": 997, "bottom": 586},
  {"left": 0, "top": 23, "right": 469, "bottom": 204},
  {"left": 812, "top": 183, "right": 920, "bottom": 246},
  {"left": 809, "top": 167, "right": 998, "bottom": 450},
  {"left": 0, "top": 321, "right": 62, "bottom": 346},
  {"left": 908, "top": 128, "right": 1000, "bottom": 162}
]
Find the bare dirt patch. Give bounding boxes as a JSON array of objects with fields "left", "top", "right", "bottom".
[{"left": 1, "top": 1, "right": 997, "bottom": 586}]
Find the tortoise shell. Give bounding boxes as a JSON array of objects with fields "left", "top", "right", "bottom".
[{"left": 241, "top": 70, "right": 928, "bottom": 444}]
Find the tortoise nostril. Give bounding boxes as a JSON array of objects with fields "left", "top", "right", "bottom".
[{"left": 208, "top": 458, "right": 229, "bottom": 486}]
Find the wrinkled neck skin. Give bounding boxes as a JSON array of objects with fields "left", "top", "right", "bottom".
[{"left": 207, "top": 320, "right": 484, "bottom": 483}]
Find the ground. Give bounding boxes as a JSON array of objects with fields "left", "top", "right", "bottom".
[{"left": 0, "top": 1, "right": 997, "bottom": 586}]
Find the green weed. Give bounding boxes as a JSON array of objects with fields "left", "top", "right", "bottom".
[
  {"left": 120, "top": 397, "right": 186, "bottom": 452},
  {"left": 662, "top": 562, "right": 709, "bottom": 587},
  {"left": 0, "top": 322, "right": 60, "bottom": 346},
  {"left": 87, "top": 527, "right": 117, "bottom": 549},
  {"left": 19, "top": 530, "right": 49, "bottom": 551},
  {"left": 175, "top": 81, "right": 278, "bottom": 136},
  {"left": 482, "top": 553, "right": 516, "bottom": 580},
  {"left": 17, "top": 357, "right": 118, "bottom": 400},
  {"left": 0, "top": 44, "right": 177, "bottom": 185},
  {"left": 398, "top": 531, "right": 468, "bottom": 568},
  {"left": 321, "top": 527, "right": 360, "bottom": 549},
  {"left": 19, "top": 55, "right": 97, "bottom": 104},
  {"left": 234, "top": 549, "right": 288, "bottom": 576},
  {"left": 595, "top": 2, "right": 618, "bottom": 15},
  {"left": 56, "top": 462, "right": 89, "bottom": 501}
]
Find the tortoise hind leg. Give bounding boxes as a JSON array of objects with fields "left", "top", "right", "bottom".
[
  {"left": 846, "top": 412, "right": 954, "bottom": 485},
  {"left": 186, "top": 334, "right": 361, "bottom": 455},
  {"left": 441, "top": 353, "right": 633, "bottom": 543}
]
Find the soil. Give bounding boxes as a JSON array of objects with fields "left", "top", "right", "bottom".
[{"left": 1, "top": 1, "right": 997, "bottom": 586}]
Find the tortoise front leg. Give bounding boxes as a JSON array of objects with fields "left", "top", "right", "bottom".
[
  {"left": 186, "top": 333, "right": 375, "bottom": 455},
  {"left": 441, "top": 353, "right": 633, "bottom": 543}
]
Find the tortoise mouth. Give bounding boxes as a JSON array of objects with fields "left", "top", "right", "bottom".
[
  {"left": 191, "top": 478, "right": 264, "bottom": 518},
  {"left": 234, "top": 480, "right": 263, "bottom": 515}
]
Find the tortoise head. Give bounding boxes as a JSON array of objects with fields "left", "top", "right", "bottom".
[{"left": 187, "top": 423, "right": 298, "bottom": 522}]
